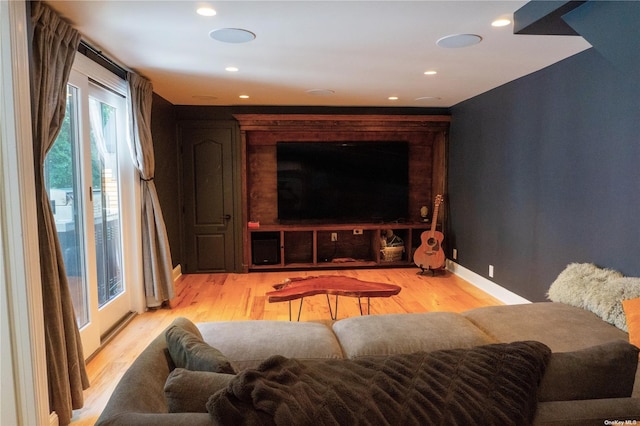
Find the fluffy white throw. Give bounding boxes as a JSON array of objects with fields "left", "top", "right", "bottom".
[{"left": 548, "top": 263, "right": 640, "bottom": 332}]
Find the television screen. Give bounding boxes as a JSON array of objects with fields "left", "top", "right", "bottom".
[{"left": 277, "top": 141, "right": 409, "bottom": 222}]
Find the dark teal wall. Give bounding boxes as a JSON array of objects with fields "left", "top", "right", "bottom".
[{"left": 448, "top": 47, "right": 640, "bottom": 301}]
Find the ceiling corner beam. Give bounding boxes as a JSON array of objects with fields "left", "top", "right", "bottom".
[{"left": 513, "top": 0, "right": 586, "bottom": 36}]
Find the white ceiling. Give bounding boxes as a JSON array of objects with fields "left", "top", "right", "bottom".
[{"left": 46, "top": 1, "right": 591, "bottom": 108}]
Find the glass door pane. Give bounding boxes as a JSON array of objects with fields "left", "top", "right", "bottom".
[
  {"left": 45, "top": 85, "right": 89, "bottom": 328},
  {"left": 89, "top": 98, "right": 124, "bottom": 308}
]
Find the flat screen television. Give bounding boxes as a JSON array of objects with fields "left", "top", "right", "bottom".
[{"left": 277, "top": 141, "right": 409, "bottom": 223}]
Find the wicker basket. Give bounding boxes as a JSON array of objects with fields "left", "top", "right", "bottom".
[{"left": 380, "top": 245, "right": 404, "bottom": 262}]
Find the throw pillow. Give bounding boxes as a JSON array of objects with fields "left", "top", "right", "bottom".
[
  {"left": 537, "top": 340, "right": 639, "bottom": 402},
  {"left": 165, "top": 368, "right": 235, "bottom": 413},
  {"left": 584, "top": 277, "right": 640, "bottom": 331},
  {"left": 547, "top": 262, "right": 622, "bottom": 309},
  {"left": 623, "top": 297, "right": 640, "bottom": 349},
  {"left": 165, "top": 324, "right": 236, "bottom": 374}
]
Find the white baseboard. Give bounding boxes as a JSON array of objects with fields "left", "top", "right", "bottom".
[
  {"left": 446, "top": 260, "right": 530, "bottom": 305},
  {"left": 172, "top": 264, "right": 182, "bottom": 282}
]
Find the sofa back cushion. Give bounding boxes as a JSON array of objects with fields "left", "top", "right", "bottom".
[
  {"left": 197, "top": 320, "right": 344, "bottom": 370},
  {"left": 462, "top": 302, "right": 629, "bottom": 352},
  {"left": 333, "top": 312, "right": 496, "bottom": 358}
]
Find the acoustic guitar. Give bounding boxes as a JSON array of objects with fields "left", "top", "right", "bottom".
[{"left": 414, "top": 194, "right": 445, "bottom": 272}]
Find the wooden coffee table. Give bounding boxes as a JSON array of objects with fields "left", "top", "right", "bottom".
[{"left": 266, "top": 275, "right": 401, "bottom": 321}]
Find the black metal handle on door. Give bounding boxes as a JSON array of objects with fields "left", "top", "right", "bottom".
[{"left": 223, "top": 214, "right": 231, "bottom": 220}]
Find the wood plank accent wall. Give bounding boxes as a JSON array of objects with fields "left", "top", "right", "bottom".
[{"left": 234, "top": 114, "right": 450, "bottom": 270}]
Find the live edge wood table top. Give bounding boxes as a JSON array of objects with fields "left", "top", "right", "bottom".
[{"left": 266, "top": 275, "right": 401, "bottom": 321}]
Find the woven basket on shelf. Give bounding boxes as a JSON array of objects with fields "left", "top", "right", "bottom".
[{"left": 380, "top": 245, "right": 404, "bottom": 262}]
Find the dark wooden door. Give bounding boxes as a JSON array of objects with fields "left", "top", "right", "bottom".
[{"left": 180, "top": 121, "right": 240, "bottom": 273}]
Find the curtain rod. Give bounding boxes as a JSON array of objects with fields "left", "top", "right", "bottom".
[{"left": 78, "top": 40, "right": 128, "bottom": 80}]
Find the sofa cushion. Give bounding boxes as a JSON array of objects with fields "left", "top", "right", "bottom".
[
  {"left": 462, "top": 302, "right": 628, "bottom": 352},
  {"left": 332, "top": 312, "right": 496, "bottom": 358},
  {"left": 166, "top": 323, "right": 236, "bottom": 374},
  {"left": 537, "top": 340, "right": 639, "bottom": 402},
  {"left": 164, "top": 368, "right": 235, "bottom": 413},
  {"left": 197, "top": 320, "right": 344, "bottom": 370}
]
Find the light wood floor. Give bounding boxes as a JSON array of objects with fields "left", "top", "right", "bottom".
[{"left": 70, "top": 268, "right": 501, "bottom": 425}]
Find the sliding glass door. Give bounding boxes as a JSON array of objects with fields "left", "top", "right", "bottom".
[
  {"left": 44, "top": 69, "right": 135, "bottom": 357},
  {"left": 45, "top": 83, "right": 90, "bottom": 329}
]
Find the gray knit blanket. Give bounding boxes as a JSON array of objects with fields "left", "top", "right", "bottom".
[{"left": 206, "top": 341, "right": 551, "bottom": 426}]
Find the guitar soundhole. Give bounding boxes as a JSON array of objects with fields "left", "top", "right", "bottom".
[{"left": 427, "top": 238, "right": 437, "bottom": 246}]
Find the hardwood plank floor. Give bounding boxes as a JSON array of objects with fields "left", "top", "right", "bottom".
[{"left": 70, "top": 268, "right": 501, "bottom": 425}]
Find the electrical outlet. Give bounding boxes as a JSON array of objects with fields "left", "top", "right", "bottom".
[
  {"left": 331, "top": 232, "right": 338, "bottom": 242},
  {"left": 489, "top": 264, "right": 494, "bottom": 278},
  {"left": 452, "top": 248, "right": 458, "bottom": 260}
]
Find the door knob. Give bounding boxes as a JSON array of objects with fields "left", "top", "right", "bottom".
[{"left": 223, "top": 214, "right": 231, "bottom": 220}]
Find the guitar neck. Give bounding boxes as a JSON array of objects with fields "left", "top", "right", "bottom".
[{"left": 430, "top": 204, "right": 440, "bottom": 235}]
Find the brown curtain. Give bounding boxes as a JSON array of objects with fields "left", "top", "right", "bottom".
[
  {"left": 30, "top": 2, "right": 89, "bottom": 425},
  {"left": 128, "top": 73, "right": 175, "bottom": 307}
]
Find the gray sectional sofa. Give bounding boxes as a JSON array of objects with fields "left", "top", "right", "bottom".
[{"left": 96, "top": 301, "right": 640, "bottom": 425}]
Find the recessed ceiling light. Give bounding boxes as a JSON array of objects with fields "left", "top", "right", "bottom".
[
  {"left": 239, "top": 95, "right": 250, "bottom": 99},
  {"left": 196, "top": 7, "right": 216, "bottom": 17},
  {"left": 388, "top": 96, "right": 399, "bottom": 101},
  {"left": 225, "top": 66, "right": 239, "bottom": 72},
  {"left": 306, "top": 89, "right": 335, "bottom": 96},
  {"left": 209, "top": 28, "right": 256, "bottom": 43},
  {"left": 424, "top": 70, "right": 437, "bottom": 75},
  {"left": 436, "top": 34, "right": 482, "bottom": 48},
  {"left": 491, "top": 18, "right": 511, "bottom": 27}
]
